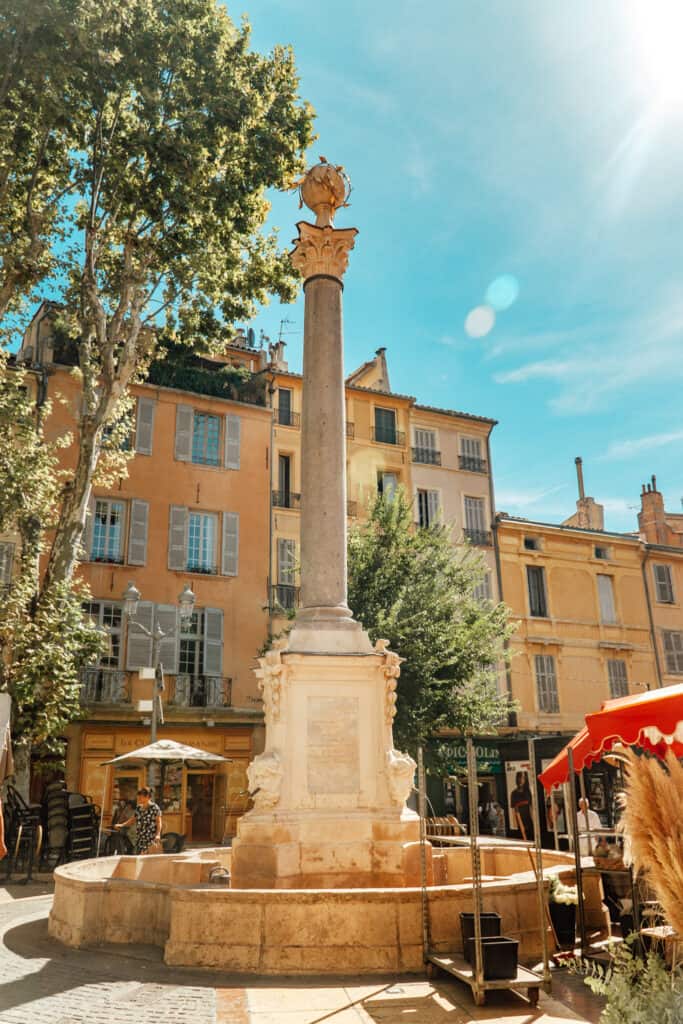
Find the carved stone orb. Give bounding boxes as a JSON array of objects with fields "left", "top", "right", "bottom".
[{"left": 300, "top": 160, "right": 349, "bottom": 227}]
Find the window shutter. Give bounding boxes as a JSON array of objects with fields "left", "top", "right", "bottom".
[
  {"left": 168, "top": 506, "right": 188, "bottom": 570},
  {"left": 277, "top": 538, "right": 296, "bottom": 584},
  {"left": 462, "top": 436, "right": 482, "bottom": 459},
  {"left": 126, "top": 601, "right": 154, "bottom": 670},
  {"left": 464, "top": 496, "right": 486, "bottom": 532},
  {"left": 654, "top": 564, "right": 674, "bottom": 603},
  {"left": 224, "top": 414, "right": 241, "bottom": 470},
  {"left": 203, "top": 608, "right": 224, "bottom": 677},
  {"left": 127, "top": 500, "right": 149, "bottom": 566},
  {"left": 381, "top": 472, "right": 398, "bottom": 501},
  {"left": 221, "top": 512, "right": 239, "bottom": 576},
  {"left": 174, "top": 404, "right": 193, "bottom": 461},
  {"left": 155, "top": 604, "right": 179, "bottom": 675},
  {"left": 597, "top": 575, "right": 617, "bottom": 624},
  {"left": 82, "top": 495, "right": 95, "bottom": 560},
  {"left": 427, "top": 490, "right": 440, "bottom": 524},
  {"left": 135, "top": 396, "right": 156, "bottom": 455}
]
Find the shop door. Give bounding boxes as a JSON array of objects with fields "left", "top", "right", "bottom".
[
  {"left": 212, "top": 774, "right": 227, "bottom": 843},
  {"left": 185, "top": 772, "right": 214, "bottom": 843}
]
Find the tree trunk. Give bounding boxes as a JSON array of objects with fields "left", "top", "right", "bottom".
[
  {"left": 42, "top": 421, "right": 101, "bottom": 593},
  {"left": 13, "top": 737, "right": 31, "bottom": 802}
]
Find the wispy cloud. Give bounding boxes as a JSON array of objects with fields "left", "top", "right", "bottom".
[
  {"left": 495, "top": 484, "right": 568, "bottom": 518},
  {"left": 599, "top": 429, "right": 683, "bottom": 461}
]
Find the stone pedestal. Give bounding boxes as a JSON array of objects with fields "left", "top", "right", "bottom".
[{"left": 230, "top": 642, "right": 425, "bottom": 888}]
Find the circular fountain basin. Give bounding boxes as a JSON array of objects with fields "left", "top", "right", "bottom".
[{"left": 48, "top": 844, "right": 582, "bottom": 974}]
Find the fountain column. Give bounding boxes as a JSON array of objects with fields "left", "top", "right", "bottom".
[{"left": 230, "top": 162, "right": 425, "bottom": 890}]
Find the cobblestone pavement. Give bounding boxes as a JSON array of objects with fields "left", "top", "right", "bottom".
[{"left": 0, "top": 892, "right": 598, "bottom": 1024}]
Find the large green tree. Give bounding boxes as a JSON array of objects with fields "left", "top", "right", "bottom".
[
  {"left": 0, "top": 354, "right": 103, "bottom": 795},
  {"left": 0, "top": 0, "right": 313, "bottom": 590},
  {"left": 348, "top": 493, "right": 514, "bottom": 763}
]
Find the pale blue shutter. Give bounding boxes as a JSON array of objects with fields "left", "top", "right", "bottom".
[
  {"left": 221, "top": 512, "right": 239, "bottom": 576},
  {"left": 168, "top": 506, "right": 188, "bottom": 570},
  {"left": 175, "top": 404, "right": 193, "bottom": 461},
  {"left": 135, "top": 396, "right": 156, "bottom": 455},
  {"left": 224, "top": 414, "right": 241, "bottom": 470},
  {"left": 155, "top": 604, "right": 179, "bottom": 675},
  {"left": 203, "top": 608, "right": 224, "bottom": 677},
  {"left": 126, "top": 601, "right": 154, "bottom": 670},
  {"left": 127, "top": 499, "right": 149, "bottom": 566}
]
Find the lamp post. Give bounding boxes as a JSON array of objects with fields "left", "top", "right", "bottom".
[{"left": 122, "top": 582, "right": 196, "bottom": 746}]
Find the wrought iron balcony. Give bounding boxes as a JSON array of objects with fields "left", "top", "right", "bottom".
[
  {"left": 347, "top": 500, "right": 358, "bottom": 517},
  {"left": 80, "top": 667, "right": 130, "bottom": 704},
  {"left": 276, "top": 408, "right": 300, "bottom": 428},
  {"left": 172, "top": 675, "right": 232, "bottom": 708},
  {"left": 272, "top": 490, "right": 301, "bottom": 510},
  {"left": 372, "top": 426, "right": 405, "bottom": 446},
  {"left": 459, "top": 454, "right": 488, "bottom": 474},
  {"left": 346, "top": 422, "right": 355, "bottom": 439},
  {"left": 412, "top": 447, "right": 442, "bottom": 466},
  {"left": 464, "top": 528, "right": 493, "bottom": 547},
  {"left": 89, "top": 553, "right": 124, "bottom": 565},
  {"left": 185, "top": 563, "right": 218, "bottom": 575},
  {"left": 271, "top": 584, "right": 300, "bottom": 611}
]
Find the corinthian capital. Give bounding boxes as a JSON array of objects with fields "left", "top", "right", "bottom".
[{"left": 290, "top": 222, "right": 358, "bottom": 283}]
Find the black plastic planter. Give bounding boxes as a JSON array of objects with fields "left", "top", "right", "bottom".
[
  {"left": 465, "top": 936, "right": 519, "bottom": 980},
  {"left": 460, "top": 911, "right": 502, "bottom": 957},
  {"left": 549, "top": 902, "right": 576, "bottom": 949}
]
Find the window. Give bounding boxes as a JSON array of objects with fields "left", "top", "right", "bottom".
[
  {"left": 135, "top": 396, "right": 156, "bottom": 455},
  {"left": 464, "top": 496, "right": 489, "bottom": 545},
  {"left": 278, "top": 388, "right": 294, "bottom": 426},
  {"left": 275, "top": 539, "right": 298, "bottom": 610},
  {"left": 191, "top": 412, "right": 221, "bottom": 466},
  {"left": 663, "top": 630, "right": 683, "bottom": 674},
  {"left": 276, "top": 454, "right": 293, "bottom": 508},
  {"left": 0, "top": 542, "right": 14, "bottom": 585},
  {"left": 594, "top": 546, "right": 610, "bottom": 560},
  {"left": 187, "top": 512, "right": 218, "bottom": 573},
  {"left": 654, "top": 564, "right": 675, "bottom": 604},
  {"left": 91, "top": 499, "right": 125, "bottom": 563},
  {"left": 179, "top": 610, "right": 205, "bottom": 677},
  {"left": 534, "top": 654, "right": 559, "bottom": 713},
  {"left": 527, "top": 565, "right": 548, "bottom": 617},
  {"left": 524, "top": 536, "right": 540, "bottom": 551},
  {"left": 607, "top": 659, "right": 628, "bottom": 698},
  {"left": 413, "top": 428, "right": 440, "bottom": 465},
  {"left": 473, "top": 573, "right": 492, "bottom": 602},
  {"left": 378, "top": 471, "right": 398, "bottom": 500},
  {"left": 597, "top": 574, "right": 617, "bottom": 624},
  {"left": 374, "top": 407, "right": 397, "bottom": 445},
  {"left": 83, "top": 601, "right": 123, "bottom": 668},
  {"left": 460, "top": 437, "right": 487, "bottom": 473},
  {"left": 417, "top": 489, "right": 440, "bottom": 528}
]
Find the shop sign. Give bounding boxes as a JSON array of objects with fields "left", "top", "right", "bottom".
[{"left": 438, "top": 742, "right": 502, "bottom": 773}]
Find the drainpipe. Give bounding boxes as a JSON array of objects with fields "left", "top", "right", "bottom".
[
  {"left": 267, "top": 373, "right": 276, "bottom": 640},
  {"left": 641, "top": 548, "right": 663, "bottom": 688},
  {"left": 485, "top": 430, "right": 516, "bottom": 726}
]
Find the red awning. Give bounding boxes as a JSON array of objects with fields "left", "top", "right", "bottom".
[
  {"left": 538, "top": 727, "right": 601, "bottom": 793},
  {"left": 585, "top": 683, "right": 683, "bottom": 758}
]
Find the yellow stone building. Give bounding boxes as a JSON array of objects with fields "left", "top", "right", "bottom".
[{"left": 638, "top": 475, "right": 683, "bottom": 688}]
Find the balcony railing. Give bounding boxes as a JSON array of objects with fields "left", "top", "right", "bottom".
[
  {"left": 172, "top": 675, "right": 232, "bottom": 708},
  {"left": 276, "top": 408, "right": 300, "bottom": 428},
  {"left": 412, "top": 447, "right": 442, "bottom": 466},
  {"left": 459, "top": 454, "right": 488, "bottom": 474},
  {"left": 464, "top": 528, "right": 493, "bottom": 547},
  {"left": 372, "top": 426, "right": 405, "bottom": 446},
  {"left": 185, "top": 563, "right": 218, "bottom": 575},
  {"left": 80, "top": 667, "right": 130, "bottom": 704},
  {"left": 347, "top": 500, "right": 358, "bottom": 517},
  {"left": 272, "top": 490, "right": 301, "bottom": 510},
  {"left": 346, "top": 422, "right": 355, "bottom": 439},
  {"left": 271, "top": 584, "right": 300, "bottom": 611},
  {"left": 89, "top": 553, "right": 124, "bottom": 565}
]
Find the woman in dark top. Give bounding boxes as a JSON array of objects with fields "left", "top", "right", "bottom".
[
  {"left": 510, "top": 771, "right": 534, "bottom": 840},
  {"left": 115, "top": 787, "right": 162, "bottom": 854}
]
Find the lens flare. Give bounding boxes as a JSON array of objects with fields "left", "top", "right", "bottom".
[
  {"left": 486, "top": 275, "right": 520, "bottom": 311},
  {"left": 464, "top": 305, "right": 495, "bottom": 338}
]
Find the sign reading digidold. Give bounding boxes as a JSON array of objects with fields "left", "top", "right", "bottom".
[{"left": 437, "top": 742, "right": 502, "bottom": 773}]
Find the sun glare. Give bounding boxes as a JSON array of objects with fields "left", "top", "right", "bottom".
[{"left": 630, "top": 0, "right": 683, "bottom": 107}]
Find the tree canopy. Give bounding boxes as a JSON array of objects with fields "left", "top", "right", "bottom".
[{"left": 348, "top": 492, "right": 514, "bottom": 764}]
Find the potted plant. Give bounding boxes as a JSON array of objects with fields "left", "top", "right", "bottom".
[{"left": 548, "top": 875, "right": 578, "bottom": 949}]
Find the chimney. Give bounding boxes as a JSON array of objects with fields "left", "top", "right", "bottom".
[
  {"left": 562, "top": 456, "right": 604, "bottom": 531},
  {"left": 374, "top": 347, "right": 390, "bottom": 392},
  {"left": 639, "top": 474, "right": 667, "bottom": 544},
  {"left": 575, "top": 457, "right": 585, "bottom": 500}
]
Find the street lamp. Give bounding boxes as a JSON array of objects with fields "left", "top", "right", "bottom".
[{"left": 122, "top": 582, "right": 196, "bottom": 750}]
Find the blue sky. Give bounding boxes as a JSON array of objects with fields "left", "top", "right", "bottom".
[{"left": 246, "top": 0, "right": 683, "bottom": 531}]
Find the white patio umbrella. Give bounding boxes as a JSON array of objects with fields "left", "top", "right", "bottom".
[{"left": 97, "top": 739, "right": 230, "bottom": 853}]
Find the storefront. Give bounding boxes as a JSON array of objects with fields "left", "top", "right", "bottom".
[
  {"left": 427, "top": 738, "right": 507, "bottom": 835},
  {"left": 73, "top": 724, "right": 254, "bottom": 842}
]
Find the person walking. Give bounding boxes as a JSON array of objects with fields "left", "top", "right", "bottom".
[
  {"left": 115, "top": 787, "right": 162, "bottom": 855},
  {"left": 577, "top": 797, "right": 601, "bottom": 857}
]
